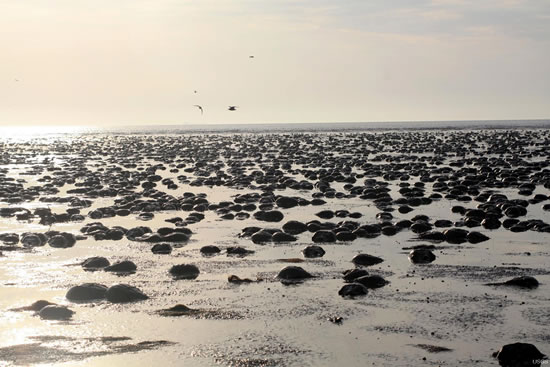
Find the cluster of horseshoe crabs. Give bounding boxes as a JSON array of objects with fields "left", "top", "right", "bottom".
[{"left": 1, "top": 128, "right": 549, "bottom": 366}]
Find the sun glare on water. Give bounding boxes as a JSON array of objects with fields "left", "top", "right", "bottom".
[{"left": 0, "top": 126, "right": 89, "bottom": 142}]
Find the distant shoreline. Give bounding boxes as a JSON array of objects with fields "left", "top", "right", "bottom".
[
  {"left": 1, "top": 119, "right": 549, "bottom": 137},
  {"left": 86, "top": 119, "right": 550, "bottom": 134}
]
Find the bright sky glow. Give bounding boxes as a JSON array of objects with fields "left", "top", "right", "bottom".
[{"left": 1, "top": 0, "right": 549, "bottom": 126}]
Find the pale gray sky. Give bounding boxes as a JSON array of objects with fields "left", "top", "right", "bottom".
[{"left": 1, "top": 0, "right": 549, "bottom": 126}]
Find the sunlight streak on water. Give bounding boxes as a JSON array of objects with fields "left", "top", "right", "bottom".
[{"left": 0, "top": 126, "right": 90, "bottom": 142}]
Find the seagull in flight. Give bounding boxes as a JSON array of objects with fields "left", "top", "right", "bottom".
[
  {"left": 228, "top": 106, "right": 238, "bottom": 111},
  {"left": 194, "top": 105, "right": 203, "bottom": 115}
]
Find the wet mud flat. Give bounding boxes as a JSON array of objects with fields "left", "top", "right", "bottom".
[{"left": 1, "top": 128, "right": 550, "bottom": 366}]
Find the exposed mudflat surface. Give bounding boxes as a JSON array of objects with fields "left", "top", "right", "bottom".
[{"left": 1, "top": 128, "right": 549, "bottom": 366}]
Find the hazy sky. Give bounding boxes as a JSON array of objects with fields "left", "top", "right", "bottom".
[{"left": 1, "top": 0, "right": 549, "bottom": 126}]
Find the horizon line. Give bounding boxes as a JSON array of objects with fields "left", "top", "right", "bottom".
[{"left": 1, "top": 118, "right": 549, "bottom": 129}]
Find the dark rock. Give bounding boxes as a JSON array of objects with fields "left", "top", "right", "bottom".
[
  {"left": 276, "top": 266, "right": 313, "bottom": 281},
  {"left": 307, "top": 221, "right": 322, "bottom": 232},
  {"left": 227, "top": 246, "right": 254, "bottom": 256},
  {"left": 272, "top": 231, "right": 297, "bottom": 242},
  {"left": 510, "top": 224, "right": 528, "bottom": 233},
  {"left": 315, "top": 210, "right": 334, "bottom": 219},
  {"left": 276, "top": 196, "right": 299, "bottom": 208},
  {"left": 310, "top": 199, "right": 327, "bottom": 206},
  {"left": 125, "top": 226, "right": 152, "bottom": 240},
  {"left": 339, "top": 283, "right": 368, "bottom": 298},
  {"left": 48, "top": 233, "right": 76, "bottom": 248},
  {"left": 254, "top": 210, "right": 284, "bottom": 222},
  {"left": 504, "top": 206, "right": 527, "bottom": 218},
  {"left": 444, "top": 228, "right": 469, "bottom": 244},
  {"left": 200, "top": 245, "right": 221, "bottom": 255},
  {"left": 354, "top": 275, "right": 388, "bottom": 289},
  {"left": 336, "top": 231, "right": 357, "bottom": 241},
  {"left": 411, "top": 222, "right": 432, "bottom": 234},
  {"left": 504, "top": 276, "right": 539, "bottom": 289},
  {"left": 464, "top": 218, "right": 481, "bottom": 228},
  {"left": 434, "top": 219, "right": 453, "bottom": 228},
  {"left": 395, "top": 220, "right": 412, "bottom": 229},
  {"left": 158, "top": 304, "right": 197, "bottom": 316},
  {"left": 335, "top": 210, "right": 350, "bottom": 218},
  {"left": 106, "top": 229, "right": 125, "bottom": 240},
  {"left": 418, "top": 231, "right": 446, "bottom": 242},
  {"left": 166, "top": 217, "right": 183, "bottom": 224},
  {"left": 451, "top": 206, "right": 466, "bottom": 214},
  {"left": 1, "top": 232, "right": 19, "bottom": 245},
  {"left": 66, "top": 283, "right": 108, "bottom": 302},
  {"left": 486, "top": 276, "right": 541, "bottom": 289},
  {"left": 138, "top": 212, "right": 154, "bottom": 221},
  {"left": 482, "top": 218, "right": 501, "bottom": 230},
  {"left": 503, "top": 219, "right": 520, "bottom": 229},
  {"left": 408, "top": 249, "right": 436, "bottom": 264},
  {"left": 228, "top": 275, "right": 255, "bottom": 283},
  {"left": 352, "top": 254, "right": 383, "bottom": 266},
  {"left": 251, "top": 230, "right": 273, "bottom": 244},
  {"left": 282, "top": 220, "right": 307, "bottom": 235},
  {"left": 381, "top": 226, "right": 397, "bottom": 236},
  {"left": 151, "top": 243, "right": 173, "bottom": 254},
  {"left": 494, "top": 342, "right": 546, "bottom": 366},
  {"left": 466, "top": 231, "right": 490, "bottom": 244},
  {"left": 312, "top": 230, "right": 337, "bottom": 243},
  {"left": 106, "top": 284, "right": 148, "bottom": 303},
  {"left": 376, "top": 212, "right": 393, "bottom": 221},
  {"left": 465, "top": 209, "right": 486, "bottom": 220},
  {"left": 21, "top": 233, "right": 47, "bottom": 247},
  {"left": 343, "top": 268, "right": 369, "bottom": 282},
  {"left": 302, "top": 245, "right": 325, "bottom": 258},
  {"left": 39, "top": 305, "right": 74, "bottom": 320},
  {"left": 411, "top": 214, "right": 430, "bottom": 222},
  {"left": 82, "top": 256, "right": 110, "bottom": 269},
  {"left": 240, "top": 226, "right": 262, "bottom": 237},
  {"left": 169, "top": 264, "right": 200, "bottom": 279},
  {"left": 235, "top": 212, "right": 250, "bottom": 220}
]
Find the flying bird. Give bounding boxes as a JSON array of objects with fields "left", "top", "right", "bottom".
[
  {"left": 194, "top": 105, "right": 203, "bottom": 114},
  {"left": 228, "top": 106, "right": 238, "bottom": 111},
  {"left": 249, "top": 55, "right": 254, "bottom": 59}
]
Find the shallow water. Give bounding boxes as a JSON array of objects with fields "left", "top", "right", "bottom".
[{"left": 1, "top": 127, "right": 549, "bottom": 366}]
